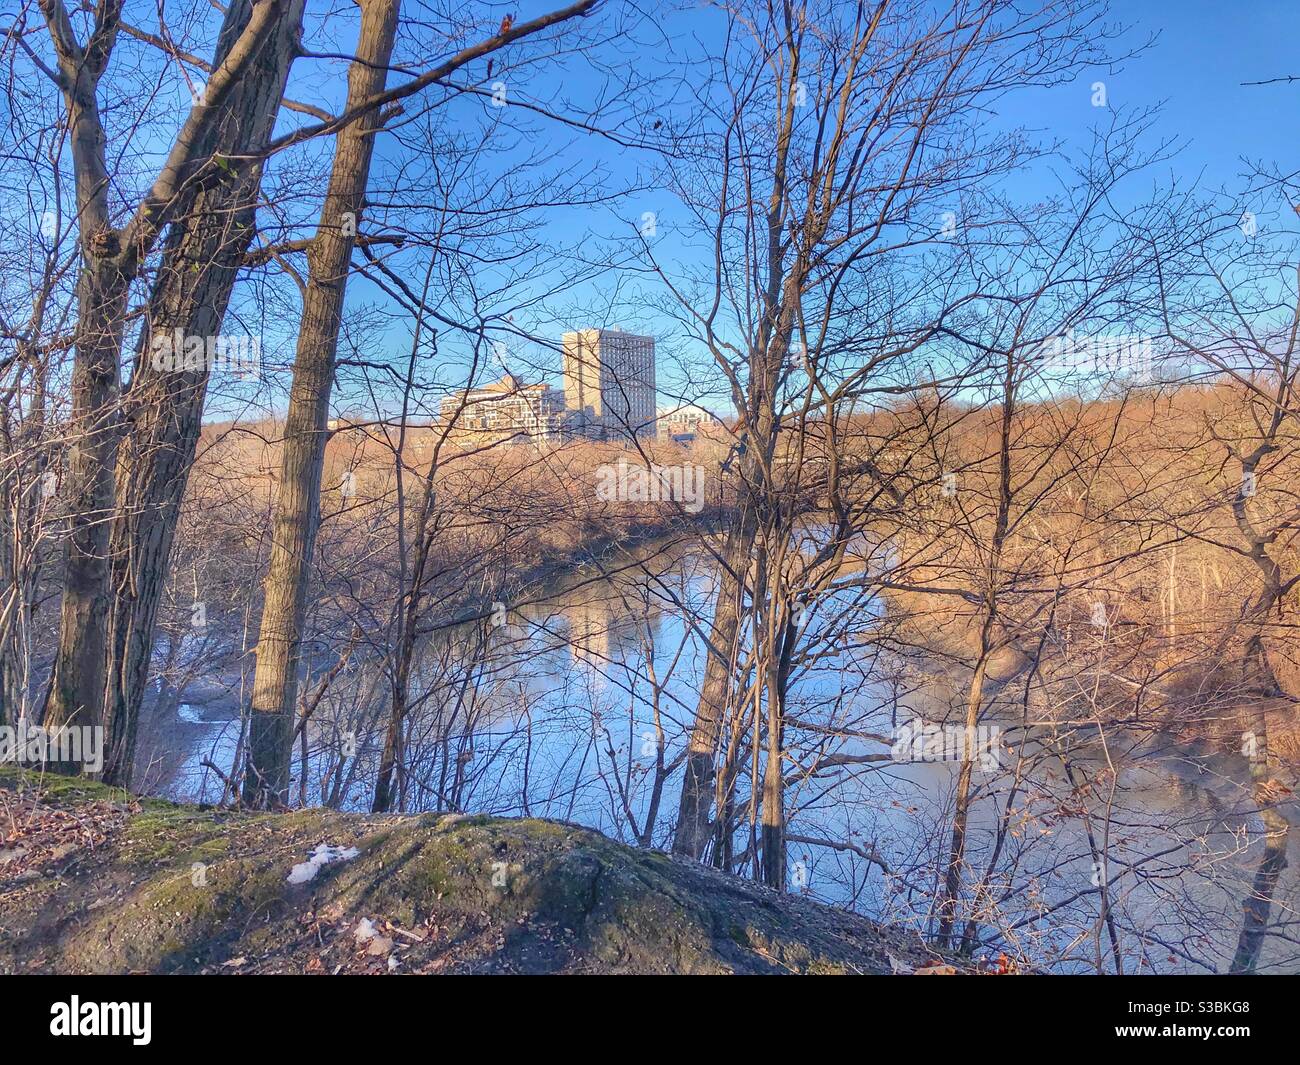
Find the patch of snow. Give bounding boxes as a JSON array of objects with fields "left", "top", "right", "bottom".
[{"left": 286, "top": 843, "right": 360, "bottom": 884}]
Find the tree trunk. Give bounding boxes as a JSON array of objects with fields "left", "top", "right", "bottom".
[
  {"left": 38, "top": 1, "right": 130, "bottom": 750},
  {"left": 0, "top": 345, "right": 47, "bottom": 729},
  {"left": 935, "top": 650, "right": 989, "bottom": 945},
  {"left": 42, "top": 53, "right": 127, "bottom": 743},
  {"left": 38, "top": 0, "right": 299, "bottom": 770},
  {"left": 44, "top": 262, "right": 127, "bottom": 752},
  {"left": 244, "top": 0, "right": 402, "bottom": 806},
  {"left": 1230, "top": 634, "right": 1291, "bottom": 973},
  {"left": 243, "top": 0, "right": 600, "bottom": 807},
  {"left": 672, "top": 505, "right": 756, "bottom": 858},
  {"left": 100, "top": 0, "right": 305, "bottom": 787},
  {"left": 759, "top": 661, "right": 785, "bottom": 889}
]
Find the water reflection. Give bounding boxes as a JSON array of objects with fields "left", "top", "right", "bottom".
[{"left": 165, "top": 538, "right": 1300, "bottom": 973}]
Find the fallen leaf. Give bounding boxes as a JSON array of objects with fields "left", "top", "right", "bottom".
[
  {"left": 915, "top": 962, "right": 959, "bottom": 976},
  {"left": 365, "top": 935, "right": 394, "bottom": 956}
]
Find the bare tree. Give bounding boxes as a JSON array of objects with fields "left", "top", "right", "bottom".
[
  {"left": 243, "top": 0, "right": 602, "bottom": 805},
  {"left": 654, "top": 0, "right": 1126, "bottom": 882},
  {"left": 99, "top": 0, "right": 305, "bottom": 785},
  {"left": 31, "top": 0, "right": 304, "bottom": 751}
]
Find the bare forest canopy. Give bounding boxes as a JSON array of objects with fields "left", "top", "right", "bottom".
[{"left": 3, "top": 0, "right": 1300, "bottom": 976}]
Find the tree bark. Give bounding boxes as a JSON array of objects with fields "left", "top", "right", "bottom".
[
  {"left": 244, "top": 0, "right": 402, "bottom": 806},
  {"left": 0, "top": 348, "right": 47, "bottom": 729},
  {"left": 759, "top": 650, "right": 786, "bottom": 888},
  {"left": 37, "top": 0, "right": 298, "bottom": 767},
  {"left": 40, "top": 0, "right": 129, "bottom": 746},
  {"left": 99, "top": 0, "right": 305, "bottom": 786},
  {"left": 672, "top": 507, "right": 755, "bottom": 858},
  {"left": 936, "top": 649, "right": 989, "bottom": 945}
]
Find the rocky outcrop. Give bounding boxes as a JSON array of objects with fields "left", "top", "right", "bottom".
[{"left": 0, "top": 768, "right": 948, "bottom": 974}]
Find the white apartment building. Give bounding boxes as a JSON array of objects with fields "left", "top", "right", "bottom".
[
  {"left": 657, "top": 405, "right": 723, "bottom": 445},
  {"left": 440, "top": 373, "right": 569, "bottom": 441}
]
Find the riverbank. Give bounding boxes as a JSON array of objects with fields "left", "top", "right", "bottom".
[
  {"left": 134, "top": 512, "right": 730, "bottom": 794},
  {"left": 0, "top": 767, "right": 966, "bottom": 975},
  {"left": 885, "top": 581, "right": 1300, "bottom": 766}
]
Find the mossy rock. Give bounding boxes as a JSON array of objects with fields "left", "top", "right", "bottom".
[{"left": 0, "top": 768, "right": 947, "bottom": 975}]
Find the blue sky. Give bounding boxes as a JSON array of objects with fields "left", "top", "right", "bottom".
[
  {"left": 997, "top": 0, "right": 1299, "bottom": 193},
  {"left": 212, "top": 0, "right": 1300, "bottom": 419}
]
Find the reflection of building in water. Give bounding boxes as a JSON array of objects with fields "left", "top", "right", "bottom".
[
  {"left": 563, "top": 595, "right": 613, "bottom": 670},
  {"left": 560, "top": 584, "right": 666, "bottom": 673}
]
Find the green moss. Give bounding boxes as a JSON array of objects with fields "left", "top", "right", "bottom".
[
  {"left": 120, "top": 808, "right": 228, "bottom": 865},
  {"left": 5, "top": 782, "right": 943, "bottom": 975},
  {"left": 0, "top": 765, "right": 125, "bottom": 804},
  {"left": 512, "top": 818, "right": 573, "bottom": 840},
  {"left": 65, "top": 856, "right": 289, "bottom": 973}
]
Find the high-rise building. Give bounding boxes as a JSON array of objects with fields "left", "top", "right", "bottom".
[{"left": 561, "top": 327, "right": 656, "bottom": 440}]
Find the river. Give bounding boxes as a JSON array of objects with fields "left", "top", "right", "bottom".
[{"left": 167, "top": 536, "right": 1300, "bottom": 973}]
